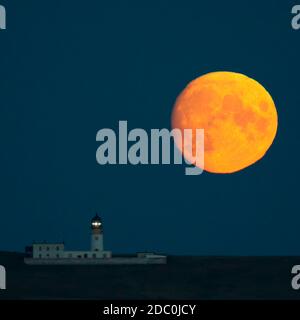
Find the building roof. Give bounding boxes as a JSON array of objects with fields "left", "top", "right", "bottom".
[
  {"left": 91, "top": 214, "right": 102, "bottom": 222},
  {"left": 33, "top": 242, "right": 64, "bottom": 246}
]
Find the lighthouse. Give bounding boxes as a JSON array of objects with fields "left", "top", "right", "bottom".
[
  {"left": 25, "top": 214, "right": 166, "bottom": 264},
  {"left": 91, "top": 214, "right": 103, "bottom": 252}
]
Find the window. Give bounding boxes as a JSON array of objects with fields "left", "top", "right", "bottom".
[
  {"left": 77, "top": 255, "right": 82, "bottom": 258},
  {"left": 39, "top": 254, "right": 42, "bottom": 258},
  {"left": 95, "top": 236, "right": 99, "bottom": 240},
  {"left": 39, "top": 247, "right": 42, "bottom": 251},
  {"left": 56, "top": 246, "right": 60, "bottom": 251},
  {"left": 56, "top": 254, "right": 60, "bottom": 258},
  {"left": 84, "top": 254, "right": 88, "bottom": 258},
  {"left": 47, "top": 254, "right": 49, "bottom": 257},
  {"left": 47, "top": 247, "right": 49, "bottom": 251}
]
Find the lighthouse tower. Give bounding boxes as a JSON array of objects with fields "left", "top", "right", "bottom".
[{"left": 91, "top": 214, "right": 103, "bottom": 252}]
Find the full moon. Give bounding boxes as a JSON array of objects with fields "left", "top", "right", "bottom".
[{"left": 171, "top": 71, "right": 278, "bottom": 173}]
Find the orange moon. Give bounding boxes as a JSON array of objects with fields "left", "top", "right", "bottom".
[{"left": 171, "top": 71, "right": 278, "bottom": 173}]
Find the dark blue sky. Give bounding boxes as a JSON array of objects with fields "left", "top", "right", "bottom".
[{"left": 0, "top": 0, "right": 299, "bottom": 255}]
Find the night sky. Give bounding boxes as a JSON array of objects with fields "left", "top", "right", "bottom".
[{"left": 0, "top": 0, "right": 299, "bottom": 255}]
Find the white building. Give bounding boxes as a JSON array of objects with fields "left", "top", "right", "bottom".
[
  {"left": 24, "top": 215, "right": 167, "bottom": 265},
  {"left": 28, "top": 215, "right": 112, "bottom": 260}
]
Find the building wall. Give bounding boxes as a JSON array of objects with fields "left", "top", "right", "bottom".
[
  {"left": 91, "top": 233, "right": 103, "bottom": 252},
  {"left": 33, "top": 243, "right": 64, "bottom": 259},
  {"left": 32, "top": 243, "right": 111, "bottom": 259},
  {"left": 63, "top": 250, "right": 111, "bottom": 259}
]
